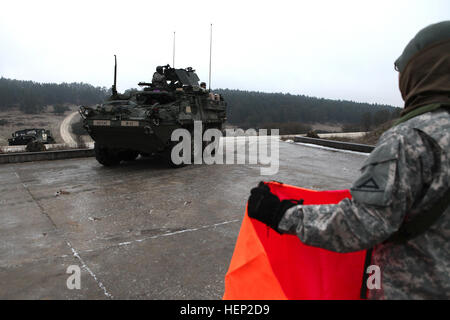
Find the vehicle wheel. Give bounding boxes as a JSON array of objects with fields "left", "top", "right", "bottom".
[
  {"left": 94, "top": 143, "right": 120, "bottom": 166},
  {"left": 26, "top": 140, "right": 46, "bottom": 152},
  {"left": 119, "top": 150, "right": 139, "bottom": 162}
]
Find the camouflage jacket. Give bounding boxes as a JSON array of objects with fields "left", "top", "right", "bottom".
[{"left": 278, "top": 107, "right": 450, "bottom": 299}]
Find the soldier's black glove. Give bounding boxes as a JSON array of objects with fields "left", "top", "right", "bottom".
[{"left": 247, "top": 182, "right": 302, "bottom": 233}]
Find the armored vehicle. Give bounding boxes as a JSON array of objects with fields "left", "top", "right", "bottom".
[
  {"left": 8, "top": 128, "right": 55, "bottom": 146},
  {"left": 79, "top": 59, "right": 227, "bottom": 166}
]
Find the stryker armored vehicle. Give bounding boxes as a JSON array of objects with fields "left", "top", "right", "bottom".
[
  {"left": 8, "top": 128, "right": 55, "bottom": 146},
  {"left": 79, "top": 57, "right": 227, "bottom": 166}
]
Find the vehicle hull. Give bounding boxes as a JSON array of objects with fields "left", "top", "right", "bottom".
[{"left": 87, "top": 119, "right": 179, "bottom": 154}]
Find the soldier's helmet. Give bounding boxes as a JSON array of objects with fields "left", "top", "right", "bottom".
[
  {"left": 156, "top": 66, "right": 163, "bottom": 73},
  {"left": 395, "top": 20, "right": 450, "bottom": 73}
]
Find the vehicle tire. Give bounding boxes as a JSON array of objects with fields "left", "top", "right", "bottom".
[
  {"left": 119, "top": 150, "right": 139, "bottom": 162},
  {"left": 94, "top": 143, "right": 120, "bottom": 166},
  {"left": 26, "top": 140, "right": 46, "bottom": 152}
]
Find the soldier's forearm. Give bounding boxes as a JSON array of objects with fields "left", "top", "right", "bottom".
[{"left": 278, "top": 199, "right": 402, "bottom": 253}]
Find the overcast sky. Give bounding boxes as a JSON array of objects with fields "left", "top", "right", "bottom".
[{"left": 0, "top": 0, "right": 449, "bottom": 107}]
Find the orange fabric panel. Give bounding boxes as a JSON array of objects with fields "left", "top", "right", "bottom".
[
  {"left": 223, "top": 182, "right": 367, "bottom": 300},
  {"left": 222, "top": 210, "right": 287, "bottom": 299}
]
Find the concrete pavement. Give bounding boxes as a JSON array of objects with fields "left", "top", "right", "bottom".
[{"left": 0, "top": 140, "right": 367, "bottom": 299}]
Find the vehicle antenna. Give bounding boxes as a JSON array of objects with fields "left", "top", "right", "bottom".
[
  {"left": 209, "top": 24, "right": 212, "bottom": 91},
  {"left": 173, "top": 32, "right": 176, "bottom": 68},
  {"left": 112, "top": 55, "right": 118, "bottom": 96}
]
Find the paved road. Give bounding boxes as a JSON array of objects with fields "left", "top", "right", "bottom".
[{"left": 0, "top": 140, "right": 367, "bottom": 299}]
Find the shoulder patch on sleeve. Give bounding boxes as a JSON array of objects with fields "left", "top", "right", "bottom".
[
  {"left": 355, "top": 177, "right": 380, "bottom": 190},
  {"left": 351, "top": 139, "right": 400, "bottom": 206}
]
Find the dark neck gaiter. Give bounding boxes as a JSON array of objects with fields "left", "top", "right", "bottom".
[{"left": 400, "top": 39, "right": 450, "bottom": 116}]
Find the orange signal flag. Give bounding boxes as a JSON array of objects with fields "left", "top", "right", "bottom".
[{"left": 223, "top": 182, "right": 367, "bottom": 300}]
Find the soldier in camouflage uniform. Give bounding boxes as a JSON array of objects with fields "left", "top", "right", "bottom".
[
  {"left": 152, "top": 66, "right": 167, "bottom": 88},
  {"left": 248, "top": 21, "right": 450, "bottom": 299}
]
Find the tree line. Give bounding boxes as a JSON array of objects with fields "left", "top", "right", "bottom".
[
  {"left": 0, "top": 77, "right": 109, "bottom": 114},
  {"left": 216, "top": 89, "right": 401, "bottom": 132},
  {"left": 0, "top": 77, "right": 401, "bottom": 132}
]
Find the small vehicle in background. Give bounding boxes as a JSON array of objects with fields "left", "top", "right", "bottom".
[{"left": 8, "top": 128, "right": 56, "bottom": 146}]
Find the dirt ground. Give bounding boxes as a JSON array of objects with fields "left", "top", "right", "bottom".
[
  {"left": 324, "top": 121, "right": 393, "bottom": 146},
  {"left": 0, "top": 105, "right": 79, "bottom": 146},
  {"left": 310, "top": 123, "right": 343, "bottom": 132}
]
